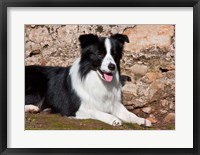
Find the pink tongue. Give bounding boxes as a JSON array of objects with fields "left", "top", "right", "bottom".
[{"left": 103, "top": 73, "right": 113, "bottom": 82}]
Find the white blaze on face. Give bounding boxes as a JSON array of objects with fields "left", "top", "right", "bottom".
[
  {"left": 100, "top": 38, "right": 116, "bottom": 73},
  {"left": 98, "top": 38, "right": 116, "bottom": 82},
  {"left": 105, "top": 38, "right": 111, "bottom": 54}
]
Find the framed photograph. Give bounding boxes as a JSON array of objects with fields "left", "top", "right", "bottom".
[{"left": 0, "top": 0, "right": 199, "bottom": 154}]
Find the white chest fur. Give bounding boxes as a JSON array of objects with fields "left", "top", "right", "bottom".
[{"left": 70, "top": 58, "right": 122, "bottom": 113}]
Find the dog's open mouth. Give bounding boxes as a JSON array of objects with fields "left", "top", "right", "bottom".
[{"left": 97, "top": 69, "right": 113, "bottom": 82}]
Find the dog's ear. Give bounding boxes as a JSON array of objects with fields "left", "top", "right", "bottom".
[
  {"left": 79, "top": 34, "right": 99, "bottom": 48},
  {"left": 110, "top": 34, "right": 129, "bottom": 44}
]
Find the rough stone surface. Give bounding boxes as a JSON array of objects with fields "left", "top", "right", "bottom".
[
  {"left": 142, "top": 107, "right": 152, "bottom": 114},
  {"left": 163, "top": 113, "right": 175, "bottom": 123},
  {"left": 131, "top": 64, "right": 148, "bottom": 76},
  {"left": 147, "top": 117, "right": 158, "bottom": 124},
  {"left": 25, "top": 24, "right": 175, "bottom": 128},
  {"left": 123, "top": 25, "right": 175, "bottom": 52},
  {"left": 25, "top": 25, "right": 132, "bottom": 66}
]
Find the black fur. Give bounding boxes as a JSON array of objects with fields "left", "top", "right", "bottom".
[
  {"left": 78, "top": 34, "right": 129, "bottom": 79},
  {"left": 25, "top": 66, "right": 81, "bottom": 116}
]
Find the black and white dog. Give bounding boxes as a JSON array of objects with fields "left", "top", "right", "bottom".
[{"left": 25, "top": 33, "right": 151, "bottom": 127}]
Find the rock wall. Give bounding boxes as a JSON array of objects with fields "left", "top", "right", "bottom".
[{"left": 25, "top": 24, "right": 175, "bottom": 126}]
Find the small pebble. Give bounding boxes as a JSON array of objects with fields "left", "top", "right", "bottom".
[
  {"left": 163, "top": 113, "right": 175, "bottom": 123},
  {"left": 147, "top": 117, "right": 158, "bottom": 123}
]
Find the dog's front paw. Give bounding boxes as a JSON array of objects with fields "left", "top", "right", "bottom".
[
  {"left": 25, "top": 105, "right": 40, "bottom": 113},
  {"left": 111, "top": 119, "right": 122, "bottom": 126}
]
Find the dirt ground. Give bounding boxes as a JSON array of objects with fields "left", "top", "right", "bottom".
[{"left": 25, "top": 112, "right": 175, "bottom": 130}]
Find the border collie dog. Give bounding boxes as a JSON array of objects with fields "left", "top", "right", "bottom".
[{"left": 25, "top": 33, "right": 151, "bottom": 127}]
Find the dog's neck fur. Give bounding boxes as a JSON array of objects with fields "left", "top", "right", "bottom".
[{"left": 69, "top": 58, "right": 121, "bottom": 113}]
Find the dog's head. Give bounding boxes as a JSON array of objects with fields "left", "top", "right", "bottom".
[{"left": 78, "top": 33, "right": 129, "bottom": 82}]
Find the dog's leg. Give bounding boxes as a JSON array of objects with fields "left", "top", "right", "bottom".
[
  {"left": 25, "top": 105, "right": 40, "bottom": 113},
  {"left": 113, "top": 103, "right": 152, "bottom": 127},
  {"left": 75, "top": 107, "right": 122, "bottom": 126}
]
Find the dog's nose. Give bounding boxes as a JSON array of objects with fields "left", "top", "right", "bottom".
[{"left": 108, "top": 63, "right": 116, "bottom": 71}]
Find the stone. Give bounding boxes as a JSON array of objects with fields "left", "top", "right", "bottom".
[
  {"left": 30, "top": 50, "right": 40, "bottom": 56},
  {"left": 25, "top": 41, "right": 32, "bottom": 52},
  {"left": 160, "top": 99, "right": 169, "bottom": 107},
  {"left": 137, "top": 84, "right": 149, "bottom": 96},
  {"left": 166, "top": 71, "right": 175, "bottom": 79},
  {"left": 131, "top": 64, "right": 148, "bottom": 76},
  {"left": 40, "top": 59, "right": 47, "bottom": 66},
  {"left": 132, "top": 99, "right": 146, "bottom": 108},
  {"left": 132, "top": 108, "right": 141, "bottom": 115},
  {"left": 142, "top": 107, "right": 152, "bottom": 114},
  {"left": 123, "top": 25, "right": 175, "bottom": 52},
  {"left": 166, "top": 65, "right": 175, "bottom": 71},
  {"left": 149, "top": 114, "right": 156, "bottom": 119},
  {"left": 31, "top": 43, "right": 41, "bottom": 51},
  {"left": 146, "top": 117, "right": 158, "bottom": 123},
  {"left": 149, "top": 81, "right": 165, "bottom": 102},
  {"left": 125, "top": 105, "right": 134, "bottom": 111},
  {"left": 122, "top": 82, "right": 138, "bottom": 97},
  {"left": 169, "top": 102, "right": 175, "bottom": 110},
  {"left": 122, "top": 82, "right": 139, "bottom": 107},
  {"left": 123, "top": 97, "right": 146, "bottom": 108},
  {"left": 159, "top": 109, "right": 168, "bottom": 114},
  {"left": 163, "top": 113, "right": 175, "bottom": 123},
  {"left": 122, "top": 94, "right": 133, "bottom": 103},
  {"left": 145, "top": 72, "right": 163, "bottom": 83},
  {"left": 28, "top": 27, "right": 52, "bottom": 44}
]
